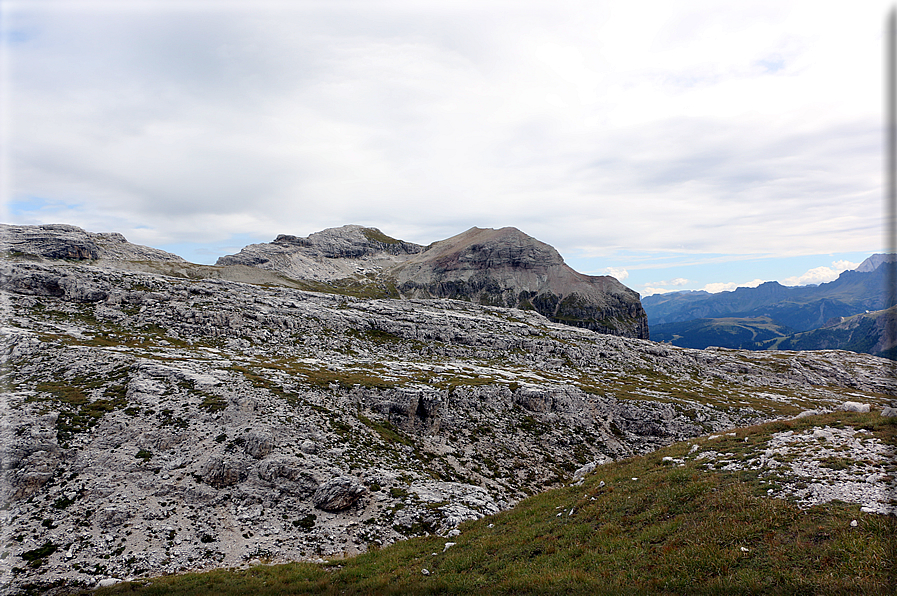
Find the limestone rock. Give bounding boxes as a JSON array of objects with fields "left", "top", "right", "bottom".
[
  {"left": 793, "top": 409, "right": 823, "bottom": 419},
  {"left": 840, "top": 401, "right": 871, "bottom": 413},
  {"left": 216, "top": 225, "right": 649, "bottom": 339},
  {"left": 244, "top": 431, "right": 274, "bottom": 459},
  {"left": 0, "top": 262, "right": 110, "bottom": 302},
  {"left": 199, "top": 457, "right": 247, "bottom": 488},
  {"left": 0, "top": 235, "right": 894, "bottom": 594},
  {"left": 0, "top": 223, "right": 184, "bottom": 262},
  {"left": 392, "top": 227, "right": 649, "bottom": 339},
  {"left": 216, "top": 224, "right": 423, "bottom": 282},
  {"left": 313, "top": 476, "right": 366, "bottom": 511},
  {"left": 1, "top": 223, "right": 100, "bottom": 259}
]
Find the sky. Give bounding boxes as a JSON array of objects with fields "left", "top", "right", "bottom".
[{"left": 0, "top": 0, "right": 891, "bottom": 296}]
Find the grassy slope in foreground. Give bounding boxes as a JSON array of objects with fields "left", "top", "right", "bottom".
[{"left": 91, "top": 412, "right": 896, "bottom": 596}]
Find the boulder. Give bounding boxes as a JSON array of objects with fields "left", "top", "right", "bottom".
[
  {"left": 793, "top": 409, "right": 822, "bottom": 419},
  {"left": 244, "top": 431, "right": 274, "bottom": 459},
  {"left": 840, "top": 401, "right": 870, "bottom": 413},
  {"left": 199, "top": 457, "right": 246, "bottom": 488},
  {"left": 312, "top": 476, "right": 365, "bottom": 511}
]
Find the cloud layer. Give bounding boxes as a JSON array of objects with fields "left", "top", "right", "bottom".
[
  {"left": 1, "top": 1, "right": 887, "bottom": 266},
  {"left": 780, "top": 260, "right": 861, "bottom": 286}
]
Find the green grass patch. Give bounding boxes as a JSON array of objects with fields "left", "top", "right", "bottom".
[
  {"left": 361, "top": 228, "right": 403, "bottom": 245},
  {"left": 198, "top": 393, "right": 228, "bottom": 413},
  {"left": 358, "top": 414, "right": 414, "bottom": 447},
  {"left": 30, "top": 376, "right": 128, "bottom": 447}
]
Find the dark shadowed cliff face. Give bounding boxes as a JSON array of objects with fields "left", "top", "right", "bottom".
[{"left": 392, "top": 227, "right": 649, "bottom": 339}]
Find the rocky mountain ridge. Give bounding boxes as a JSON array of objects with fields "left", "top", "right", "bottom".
[
  {"left": 218, "top": 225, "right": 649, "bottom": 339},
  {"left": 0, "top": 225, "right": 894, "bottom": 593},
  {"left": 216, "top": 225, "right": 425, "bottom": 283},
  {"left": 1, "top": 224, "right": 185, "bottom": 264},
  {"left": 754, "top": 305, "right": 897, "bottom": 360},
  {"left": 856, "top": 253, "right": 897, "bottom": 273}
]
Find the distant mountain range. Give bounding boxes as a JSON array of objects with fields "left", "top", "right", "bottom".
[
  {"left": 645, "top": 255, "right": 896, "bottom": 359},
  {"left": 754, "top": 305, "right": 897, "bottom": 360}
]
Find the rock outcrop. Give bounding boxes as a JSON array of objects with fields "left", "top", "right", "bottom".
[
  {"left": 313, "top": 477, "right": 366, "bottom": 511},
  {"left": 216, "top": 224, "right": 424, "bottom": 282},
  {"left": 1, "top": 223, "right": 185, "bottom": 263}
]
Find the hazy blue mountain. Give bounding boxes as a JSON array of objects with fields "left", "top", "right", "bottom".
[
  {"left": 650, "top": 316, "right": 795, "bottom": 350},
  {"left": 642, "top": 262, "right": 891, "bottom": 332},
  {"left": 754, "top": 306, "right": 897, "bottom": 360}
]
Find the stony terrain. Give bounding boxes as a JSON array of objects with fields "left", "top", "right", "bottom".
[
  {"left": 688, "top": 416, "right": 897, "bottom": 516},
  {"left": 0, "top": 225, "right": 894, "bottom": 594}
]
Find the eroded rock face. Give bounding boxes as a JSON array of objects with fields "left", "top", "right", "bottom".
[
  {"left": 200, "top": 457, "right": 247, "bottom": 488},
  {"left": 0, "top": 223, "right": 100, "bottom": 260},
  {"left": 0, "top": 263, "right": 111, "bottom": 302},
  {"left": 391, "top": 227, "right": 649, "bottom": 339},
  {"left": 0, "top": 223, "right": 184, "bottom": 263},
  {"left": 215, "top": 224, "right": 424, "bottom": 282},
  {"left": 244, "top": 431, "right": 275, "bottom": 459},
  {"left": 313, "top": 477, "right": 366, "bottom": 511}
]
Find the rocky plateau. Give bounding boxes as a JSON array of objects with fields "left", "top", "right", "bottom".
[{"left": 0, "top": 223, "right": 894, "bottom": 594}]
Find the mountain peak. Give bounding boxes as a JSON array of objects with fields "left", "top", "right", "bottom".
[
  {"left": 414, "top": 226, "right": 565, "bottom": 271},
  {"left": 855, "top": 253, "right": 897, "bottom": 273},
  {"left": 216, "top": 224, "right": 648, "bottom": 339},
  {"left": 264, "top": 225, "right": 421, "bottom": 259}
]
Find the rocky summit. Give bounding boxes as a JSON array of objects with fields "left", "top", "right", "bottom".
[
  {"left": 217, "top": 225, "right": 649, "bottom": 339},
  {"left": 0, "top": 223, "right": 894, "bottom": 594},
  {"left": 1, "top": 223, "right": 185, "bottom": 264}
]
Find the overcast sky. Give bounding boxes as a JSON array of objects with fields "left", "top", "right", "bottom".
[{"left": 1, "top": 0, "right": 890, "bottom": 295}]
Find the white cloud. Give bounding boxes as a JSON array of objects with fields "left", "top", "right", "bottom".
[
  {"left": 701, "top": 279, "right": 766, "bottom": 293},
  {"left": 0, "top": 0, "right": 888, "bottom": 262},
  {"left": 642, "top": 286, "right": 679, "bottom": 296},
  {"left": 602, "top": 267, "right": 629, "bottom": 280},
  {"left": 640, "top": 277, "right": 692, "bottom": 296},
  {"left": 646, "top": 277, "right": 689, "bottom": 288},
  {"left": 781, "top": 260, "right": 860, "bottom": 286},
  {"left": 832, "top": 259, "right": 859, "bottom": 271}
]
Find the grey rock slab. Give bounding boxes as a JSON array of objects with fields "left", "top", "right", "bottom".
[
  {"left": 312, "top": 477, "right": 366, "bottom": 511},
  {"left": 840, "top": 401, "right": 871, "bottom": 413}
]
